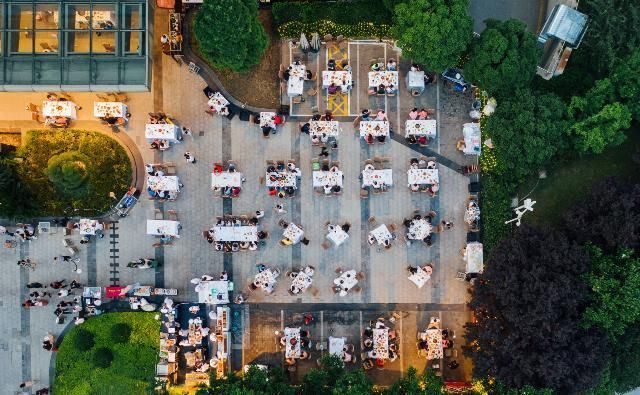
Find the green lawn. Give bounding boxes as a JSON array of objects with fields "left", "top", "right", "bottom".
[
  {"left": 521, "top": 127, "right": 640, "bottom": 225},
  {"left": 17, "top": 129, "right": 132, "bottom": 216},
  {"left": 54, "top": 312, "right": 160, "bottom": 395}
]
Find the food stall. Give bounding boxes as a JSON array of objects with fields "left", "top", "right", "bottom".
[{"left": 212, "top": 306, "right": 231, "bottom": 379}]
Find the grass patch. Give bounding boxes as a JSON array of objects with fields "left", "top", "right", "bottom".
[
  {"left": 54, "top": 312, "right": 160, "bottom": 395},
  {"left": 521, "top": 126, "right": 640, "bottom": 225},
  {"left": 16, "top": 129, "right": 131, "bottom": 216}
]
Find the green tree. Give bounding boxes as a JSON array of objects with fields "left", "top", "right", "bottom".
[
  {"left": 464, "top": 19, "right": 540, "bottom": 96},
  {"left": 332, "top": 370, "right": 373, "bottom": 395},
  {"left": 302, "top": 354, "right": 345, "bottom": 395},
  {"left": 45, "top": 151, "right": 91, "bottom": 197},
  {"left": 484, "top": 88, "right": 568, "bottom": 184},
  {"left": 110, "top": 323, "right": 132, "bottom": 343},
  {"left": 196, "top": 366, "right": 295, "bottom": 395},
  {"left": 610, "top": 49, "right": 640, "bottom": 120},
  {"left": 194, "top": 0, "right": 268, "bottom": 72},
  {"left": 569, "top": 101, "right": 631, "bottom": 154},
  {"left": 385, "top": 367, "right": 444, "bottom": 394},
  {"left": 0, "top": 158, "right": 17, "bottom": 189},
  {"left": 608, "top": 325, "right": 640, "bottom": 393},
  {"left": 583, "top": 246, "right": 640, "bottom": 337},
  {"left": 93, "top": 347, "right": 114, "bottom": 368},
  {"left": 72, "top": 328, "right": 95, "bottom": 351},
  {"left": 391, "top": 0, "right": 472, "bottom": 71}
]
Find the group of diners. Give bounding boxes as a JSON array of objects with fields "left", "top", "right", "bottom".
[
  {"left": 324, "top": 222, "right": 351, "bottom": 247},
  {"left": 146, "top": 163, "right": 181, "bottom": 200},
  {"left": 299, "top": 111, "right": 340, "bottom": 149},
  {"left": 266, "top": 160, "right": 301, "bottom": 198},
  {"left": 328, "top": 336, "right": 358, "bottom": 365},
  {"left": 278, "top": 219, "right": 309, "bottom": 247},
  {"left": 248, "top": 263, "right": 281, "bottom": 294},
  {"left": 256, "top": 111, "right": 286, "bottom": 137},
  {"left": 331, "top": 267, "right": 361, "bottom": 296},
  {"left": 204, "top": 213, "right": 263, "bottom": 252},
  {"left": 362, "top": 317, "right": 400, "bottom": 369},
  {"left": 147, "top": 113, "right": 181, "bottom": 151},
  {"left": 465, "top": 195, "right": 481, "bottom": 231},
  {"left": 3, "top": 223, "right": 37, "bottom": 242},
  {"left": 405, "top": 108, "right": 437, "bottom": 146},
  {"left": 282, "top": 59, "right": 311, "bottom": 97},
  {"left": 42, "top": 93, "right": 79, "bottom": 127},
  {"left": 368, "top": 59, "right": 399, "bottom": 95},
  {"left": 361, "top": 158, "right": 393, "bottom": 194},
  {"left": 403, "top": 209, "right": 438, "bottom": 246},
  {"left": 407, "top": 157, "right": 439, "bottom": 196},
  {"left": 212, "top": 161, "right": 244, "bottom": 198},
  {"left": 312, "top": 159, "right": 343, "bottom": 195},
  {"left": 367, "top": 217, "right": 397, "bottom": 250},
  {"left": 280, "top": 326, "right": 313, "bottom": 365},
  {"left": 325, "top": 58, "right": 354, "bottom": 94},
  {"left": 356, "top": 109, "right": 391, "bottom": 144},
  {"left": 205, "top": 89, "right": 230, "bottom": 116},
  {"left": 417, "top": 317, "right": 454, "bottom": 361},
  {"left": 94, "top": 101, "right": 130, "bottom": 126}
]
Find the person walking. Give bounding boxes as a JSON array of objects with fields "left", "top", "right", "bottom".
[
  {"left": 50, "top": 280, "right": 66, "bottom": 289},
  {"left": 26, "top": 282, "right": 45, "bottom": 288},
  {"left": 181, "top": 126, "right": 194, "bottom": 140},
  {"left": 274, "top": 203, "right": 287, "bottom": 214},
  {"left": 54, "top": 255, "right": 72, "bottom": 264},
  {"left": 19, "top": 380, "right": 36, "bottom": 389},
  {"left": 184, "top": 152, "right": 196, "bottom": 164}
]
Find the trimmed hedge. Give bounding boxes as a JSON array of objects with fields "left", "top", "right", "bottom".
[{"left": 272, "top": 1, "right": 393, "bottom": 38}]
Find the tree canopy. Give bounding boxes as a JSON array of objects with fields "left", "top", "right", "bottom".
[
  {"left": 562, "top": 178, "right": 640, "bottom": 252},
  {"left": 45, "top": 151, "right": 91, "bottom": 197},
  {"left": 464, "top": 19, "right": 540, "bottom": 96},
  {"left": 391, "top": 0, "right": 472, "bottom": 71},
  {"left": 484, "top": 88, "right": 568, "bottom": 184},
  {"left": 196, "top": 366, "right": 294, "bottom": 395},
  {"left": 465, "top": 225, "right": 609, "bottom": 392},
  {"left": 583, "top": 246, "right": 640, "bottom": 337},
  {"left": 385, "top": 367, "right": 444, "bottom": 395},
  {"left": 194, "top": 0, "right": 268, "bottom": 72}
]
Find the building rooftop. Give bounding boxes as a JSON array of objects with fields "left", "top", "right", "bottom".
[{"left": 538, "top": 4, "right": 588, "bottom": 48}]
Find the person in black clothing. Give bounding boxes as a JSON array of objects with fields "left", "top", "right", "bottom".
[
  {"left": 342, "top": 223, "right": 351, "bottom": 233},
  {"left": 319, "top": 147, "right": 329, "bottom": 158},
  {"left": 283, "top": 68, "right": 291, "bottom": 81},
  {"left": 262, "top": 126, "right": 271, "bottom": 137},
  {"left": 300, "top": 122, "right": 310, "bottom": 134}
]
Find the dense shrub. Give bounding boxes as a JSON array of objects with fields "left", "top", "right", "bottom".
[
  {"left": 45, "top": 151, "right": 91, "bottom": 197},
  {"left": 73, "top": 329, "right": 95, "bottom": 351},
  {"left": 110, "top": 323, "right": 132, "bottom": 344},
  {"left": 93, "top": 347, "right": 114, "bottom": 368}
]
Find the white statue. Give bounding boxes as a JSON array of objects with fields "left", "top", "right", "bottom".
[{"left": 505, "top": 198, "right": 536, "bottom": 227}]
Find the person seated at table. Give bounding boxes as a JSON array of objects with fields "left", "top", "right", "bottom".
[
  {"left": 386, "top": 59, "right": 397, "bottom": 71},
  {"left": 411, "top": 63, "right": 421, "bottom": 71},
  {"left": 320, "top": 133, "right": 329, "bottom": 144},
  {"left": 424, "top": 72, "right": 435, "bottom": 85},
  {"left": 274, "top": 114, "right": 284, "bottom": 126},
  {"left": 340, "top": 82, "right": 352, "bottom": 93},
  {"left": 285, "top": 357, "right": 296, "bottom": 366},
  {"left": 417, "top": 135, "right": 429, "bottom": 145},
  {"left": 222, "top": 186, "right": 232, "bottom": 197},
  {"left": 147, "top": 186, "right": 157, "bottom": 198},
  {"left": 389, "top": 349, "right": 398, "bottom": 362},
  {"left": 418, "top": 339, "right": 429, "bottom": 350},
  {"left": 428, "top": 182, "right": 439, "bottom": 197},
  {"left": 365, "top": 133, "right": 375, "bottom": 144},
  {"left": 248, "top": 242, "right": 258, "bottom": 251},
  {"left": 385, "top": 84, "right": 396, "bottom": 94},
  {"left": 321, "top": 162, "right": 330, "bottom": 171},
  {"left": 311, "top": 113, "right": 322, "bottom": 122},
  {"left": 157, "top": 190, "right": 168, "bottom": 200},
  {"left": 323, "top": 184, "right": 332, "bottom": 195},
  {"left": 327, "top": 59, "right": 336, "bottom": 71},
  {"left": 305, "top": 69, "right": 313, "bottom": 80},
  {"left": 46, "top": 93, "right": 58, "bottom": 101},
  {"left": 310, "top": 134, "right": 321, "bottom": 145},
  {"left": 376, "top": 109, "right": 388, "bottom": 121},
  {"left": 410, "top": 183, "right": 420, "bottom": 192},
  {"left": 342, "top": 352, "right": 353, "bottom": 363},
  {"left": 283, "top": 68, "right": 291, "bottom": 81},
  {"left": 383, "top": 239, "right": 391, "bottom": 248},
  {"left": 231, "top": 187, "right": 241, "bottom": 197},
  {"left": 331, "top": 185, "right": 342, "bottom": 194},
  {"left": 371, "top": 62, "right": 381, "bottom": 71},
  {"left": 301, "top": 338, "right": 311, "bottom": 349},
  {"left": 328, "top": 83, "right": 339, "bottom": 95},
  {"left": 53, "top": 117, "right": 70, "bottom": 127},
  {"left": 418, "top": 108, "right": 429, "bottom": 120},
  {"left": 423, "top": 235, "right": 433, "bottom": 246},
  {"left": 262, "top": 125, "right": 272, "bottom": 137},
  {"left": 159, "top": 140, "right": 170, "bottom": 150},
  {"left": 427, "top": 160, "right": 436, "bottom": 169},
  {"left": 103, "top": 116, "right": 118, "bottom": 126},
  {"left": 361, "top": 108, "right": 371, "bottom": 120},
  {"left": 441, "top": 328, "right": 449, "bottom": 339},
  {"left": 408, "top": 107, "right": 419, "bottom": 120},
  {"left": 367, "top": 235, "right": 376, "bottom": 245},
  {"left": 160, "top": 234, "right": 172, "bottom": 242},
  {"left": 406, "top": 135, "right": 417, "bottom": 145},
  {"left": 214, "top": 242, "right": 223, "bottom": 251},
  {"left": 376, "top": 84, "right": 386, "bottom": 94},
  {"left": 300, "top": 122, "right": 310, "bottom": 134},
  {"left": 219, "top": 271, "right": 228, "bottom": 281},
  {"left": 154, "top": 168, "right": 165, "bottom": 177},
  {"left": 377, "top": 135, "right": 386, "bottom": 143},
  {"left": 150, "top": 140, "right": 160, "bottom": 150}
]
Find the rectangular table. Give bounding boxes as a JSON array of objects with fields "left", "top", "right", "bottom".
[
  {"left": 407, "top": 70, "right": 425, "bottom": 90},
  {"left": 93, "top": 102, "right": 127, "bottom": 118},
  {"left": 362, "top": 169, "right": 393, "bottom": 187},
  {"left": 79, "top": 218, "right": 99, "bottom": 235},
  {"left": 265, "top": 171, "right": 297, "bottom": 187},
  {"left": 312, "top": 171, "right": 343, "bottom": 187},
  {"left": 254, "top": 269, "right": 277, "bottom": 289},
  {"left": 425, "top": 328, "right": 443, "bottom": 360},
  {"left": 465, "top": 242, "right": 484, "bottom": 273},
  {"left": 287, "top": 64, "right": 306, "bottom": 97},
  {"left": 405, "top": 120, "right": 436, "bottom": 137},
  {"left": 284, "top": 327, "right": 301, "bottom": 358},
  {"left": 309, "top": 121, "right": 340, "bottom": 137},
  {"left": 409, "top": 267, "right": 431, "bottom": 288},
  {"left": 326, "top": 227, "right": 349, "bottom": 246},
  {"left": 322, "top": 71, "right": 352, "bottom": 88},
  {"left": 372, "top": 328, "right": 389, "bottom": 359},
  {"left": 211, "top": 226, "right": 257, "bottom": 242},
  {"left": 147, "top": 175, "right": 180, "bottom": 192},
  {"left": 359, "top": 121, "right": 389, "bottom": 137},
  {"left": 463, "top": 123, "right": 481, "bottom": 155},
  {"left": 370, "top": 224, "right": 392, "bottom": 245},
  {"left": 145, "top": 124, "right": 179, "bottom": 141},
  {"left": 407, "top": 169, "right": 439, "bottom": 185},
  {"left": 211, "top": 172, "right": 243, "bottom": 188},
  {"left": 283, "top": 223, "right": 304, "bottom": 243},
  {"left": 333, "top": 270, "right": 358, "bottom": 296},
  {"left": 329, "top": 336, "right": 346, "bottom": 356},
  {"left": 146, "top": 220, "right": 180, "bottom": 236},
  {"left": 43, "top": 101, "right": 77, "bottom": 119},
  {"left": 207, "top": 92, "right": 229, "bottom": 112},
  {"left": 259, "top": 112, "right": 277, "bottom": 129},
  {"left": 368, "top": 71, "right": 398, "bottom": 88},
  {"left": 291, "top": 271, "right": 312, "bottom": 292}
]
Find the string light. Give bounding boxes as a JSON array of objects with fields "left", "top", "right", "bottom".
[{"left": 278, "top": 20, "right": 391, "bottom": 39}]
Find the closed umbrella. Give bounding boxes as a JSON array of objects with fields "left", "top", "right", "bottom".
[
  {"left": 300, "top": 32, "right": 310, "bottom": 54},
  {"left": 310, "top": 32, "right": 321, "bottom": 53}
]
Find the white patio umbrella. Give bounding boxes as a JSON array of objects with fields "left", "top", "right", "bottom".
[
  {"left": 310, "top": 32, "right": 321, "bottom": 53},
  {"left": 300, "top": 32, "right": 310, "bottom": 54}
]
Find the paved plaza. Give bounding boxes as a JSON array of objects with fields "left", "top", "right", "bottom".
[{"left": 0, "top": 10, "right": 479, "bottom": 392}]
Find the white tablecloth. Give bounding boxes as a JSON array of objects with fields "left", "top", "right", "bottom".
[
  {"left": 211, "top": 172, "right": 243, "bottom": 188},
  {"left": 147, "top": 175, "right": 180, "bottom": 192},
  {"left": 370, "top": 224, "right": 392, "bottom": 245},
  {"left": 287, "top": 64, "right": 306, "bottom": 97},
  {"left": 309, "top": 121, "right": 340, "bottom": 137},
  {"left": 333, "top": 270, "right": 358, "bottom": 296},
  {"left": 207, "top": 92, "right": 229, "bottom": 112},
  {"left": 266, "top": 172, "right": 297, "bottom": 187},
  {"left": 255, "top": 269, "right": 277, "bottom": 289},
  {"left": 145, "top": 124, "right": 178, "bottom": 141},
  {"left": 147, "top": 220, "right": 180, "bottom": 236},
  {"left": 405, "top": 120, "right": 436, "bottom": 137},
  {"left": 372, "top": 328, "right": 389, "bottom": 359},
  {"left": 291, "top": 271, "right": 312, "bottom": 292},
  {"left": 312, "top": 171, "right": 343, "bottom": 187},
  {"left": 259, "top": 112, "right": 277, "bottom": 129},
  {"left": 407, "top": 169, "right": 439, "bottom": 185},
  {"left": 465, "top": 242, "right": 483, "bottom": 273},
  {"left": 425, "top": 328, "right": 443, "bottom": 360},
  {"left": 322, "top": 71, "right": 352, "bottom": 88},
  {"left": 359, "top": 121, "right": 389, "bottom": 137},
  {"left": 283, "top": 223, "right": 304, "bottom": 243},
  {"left": 326, "top": 226, "right": 349, "bottom": 246},
  {"left": 465, "top": 202, "right": 481, "bottom": 224},
  {"left": 79, "top": 218, "right": 98, "bottom": 235},
  {"left": 93, "top": 102, "right": 127, "bottom": 118},
  {"left": 407, "top": 70, "right": 425, "bottom": 89},
  {"left": 212, "top": 226, "right": 257, "bottom": 242},
  {"left": 463, "top": 123, "right": 481, "bottom": 155},
  {"left": 284, "top": 327, "right": 301, "bottom": 358},
  {"left": 368, "top": 71, "right": 398, "bottom": 88},
  {"left": 409, "top": 267, "right": 431, "bottom": 288},
  {"left": 329, "top": 336, "right": 346, "bottom": 356},
  {"left": 407, "top": 219, "right": 432, "bottom": 240},
  {"left": 43, "top": 101, "right": 77, "bottom": 119},
  {"left": 362, "top": 169, "right": 393, "bottom": 187}
]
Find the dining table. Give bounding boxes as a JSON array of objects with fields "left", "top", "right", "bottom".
[
  {"left": 368, "top": 71, "right": 399, "bottom": 88},
  {"left": 407, "top": 219, "right": 433, "bottom": 240},
  {"left": 407, "top": 168, "right": 439, "bottom": 186},
  {"left": 211, "top": 172, "right": 243, "bottom": 188},
  {"left": 43, "top": 101, "right": 77, "bottom": 119},
  {"left": 145, "top": 124, "right": 179, "bottom": 141},
  {"left": 283, "top": 223, "right": 304, "bottom": 243},
  {"left": 254, "top": 268, "right": 277, "bottom": 290},
  {"left": 462, "top": 123, "right": 481, "bottom": 155},
  {"left": 362, "top": 169, "right": 393, "bottom": 188},
  {"left": 211, "top": 225, "right": 258, "bottom": 242},
  {"left": 372, "top": 328, "right": 389, "bottom": 359},
  {"left": 146, "top": 220, "right": 180, "bottom": 236},
  {"left": 464, "top": 201, "right": 481, "bottom": 225},
  {"left": 408, "top": 266, "right": 433, "bottom": 288},
  {"left": 309, "top": 121, "right": 340, "bottom": 137},
  {"left": 369, "top": 224, "right": 392, "bottom": 245},
  {"left": 266, "top": 171, "right": 297, "bottom": 188},
  {"left": 78, "top": 218, "right": 99, "bottom": 235},
  {"left": 464, "top": 242, "right": 484, "bottom": 274},
  {"left": 420, "top": 328, "right": 443, "bottom": 360},
  {"left": 359, "top": 121, "right": 390, "bottom": 137},
  {"left": 291, "top": 271, "right": 312, "bottom": 293},
  {"left": 259, "top": 112, "right": 277, "bottom": 129},
  {"left": 333, "top": 270, "right": 358, "bottom": 296},
  {"left": 93, "top": 102, "right": 128, "bottom": 119},
  {"left": 284, "top": 327, "right": 301, "bottom": 358},
  {"left": 312, "top": 170, "right": 343, "bottom": 187},
  {"left": 207, "top": 92, "right": 229, "bottom": 112},
  {"left": 405, "top": 120, "right": 437, "bottom": 137},
  {"left": 287, "top": 64, "right": 306, "bottom": 97},
  {"left": 326, "top": 225, "right": 349, "bottom": 246},
  {"left": 322, "top": 71, "right": 352, "bottom": 88},
  {"left": 329, "top": 336, "right": 347, "bottom": 356},
  {"left": 147, "top": 175, "right": 181, "bottom": 192}
]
